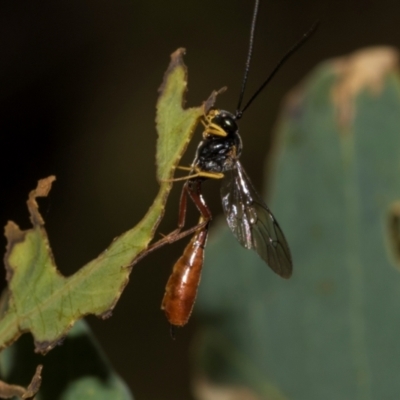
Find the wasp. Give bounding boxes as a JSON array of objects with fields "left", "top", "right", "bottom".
[{"left": 140, "top": 0, "right": 317, "bottom": 330}]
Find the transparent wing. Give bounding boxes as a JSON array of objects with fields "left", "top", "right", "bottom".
[{"left": 220, "top": 161, "right": 292, "bottom": 278}]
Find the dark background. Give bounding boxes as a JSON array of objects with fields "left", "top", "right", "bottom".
[{"left": 0, "top": 0, "right": 399, "bottom": 399}]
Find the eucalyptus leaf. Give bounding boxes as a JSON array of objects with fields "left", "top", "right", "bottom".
[{"left": 194, "top": 47, "right": 400, "bottom": 400}]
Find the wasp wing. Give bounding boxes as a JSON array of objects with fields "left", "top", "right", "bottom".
[{"left": 220, "top": 161, "right": 292, "bottom": 278}]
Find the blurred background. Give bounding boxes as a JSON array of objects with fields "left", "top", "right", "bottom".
[{"left": 1, "top": 0, "right": 400, "bottom": 399}]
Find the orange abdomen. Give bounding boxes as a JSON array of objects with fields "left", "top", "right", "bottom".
[{"left": 161, "top": 228, "right": 208, "bottom": 327}]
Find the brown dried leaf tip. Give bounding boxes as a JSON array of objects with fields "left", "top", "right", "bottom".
[
  {"left": 27, "top": 176, "right": 56, "bottom": 226},
  {"left": 0, "top": 364, "right": 42, "bottom": 400}
]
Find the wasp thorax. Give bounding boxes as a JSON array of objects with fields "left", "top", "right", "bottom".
[{"left": 194, "top": 108, "right": 243, "bottom": 174}]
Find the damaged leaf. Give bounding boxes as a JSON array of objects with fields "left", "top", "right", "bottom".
[
  {"left": 0, "top": 48, "right": 216, "bottom": 354},
  {"left": 0, "top": 364, "right": 42, "bottom": 399}
]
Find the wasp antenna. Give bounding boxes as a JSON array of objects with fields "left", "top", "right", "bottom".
[
  {"left": 235, "top": 0, "right": 260, "bottom": 118},
  {"left": 239, "top": 20, "right": 319, "bottom": 116}
]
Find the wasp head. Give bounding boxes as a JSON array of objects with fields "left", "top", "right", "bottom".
[{"left": 203, "top": 109, "right": 238, "bottom": 139}]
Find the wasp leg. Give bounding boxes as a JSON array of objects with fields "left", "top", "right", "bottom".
[
  {"left": 165, "top": 171, "right": 224, "bottom": 181},
  {"left": 176, "top": 166, "right": 192, "bottom": 171},
  {"left": 129, "top": 218, "right": 208, "bottom": 268},
  {"left": 163, "top": 167, "right": 224, "bottom": 182},
  {"left": 129, "top": 174, "right": 214, "bottom": 267},
  {"left": 186, "top": 180, "right": 212, "bottom": 221}
]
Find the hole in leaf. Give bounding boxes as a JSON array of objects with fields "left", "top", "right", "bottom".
[{"left": 386, "top": 201, "right": 400, "bottom": 269}]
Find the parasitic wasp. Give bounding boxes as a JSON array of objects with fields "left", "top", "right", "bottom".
[{"left": 138, "top": 0, "right": 317, "bottom": 331}]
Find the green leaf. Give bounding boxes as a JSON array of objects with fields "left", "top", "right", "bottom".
[
  {"left": 0, "top": 48, "right": 210, "bottom": 354},
  {"left": 157, "top": 49, "right": 202, "bottom": 181},
  {"left": 0, "top": 320, "right": 131, "bottom": 400},
  {"left": 194, "top": 47, "right": 400, "bottom": 399}
]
